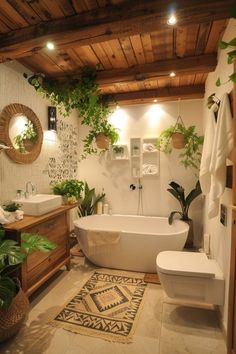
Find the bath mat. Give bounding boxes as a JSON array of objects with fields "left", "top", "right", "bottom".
[
  {"left": 50, "top": 270, "right": 147, "bottom": 343},
  {"left": 144, "top": 273, "right": 161, "bottom": 284}
]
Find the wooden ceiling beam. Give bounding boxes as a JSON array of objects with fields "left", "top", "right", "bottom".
[
  {"left": 107, "top": 85, "right": 205, "bottom": 105},
  {"left": 96, "top": 54, "right": 216, "bottom": 87},
  {"left": 0, "top": 0, "right": 233, "bottom": 62}
]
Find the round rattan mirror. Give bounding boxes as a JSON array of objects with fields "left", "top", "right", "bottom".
[{"left": 0, "top": 103, "right": 43, "bottom": 164}]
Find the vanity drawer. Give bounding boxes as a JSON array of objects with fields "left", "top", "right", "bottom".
[
  {"left": 26, "top": 214, "right": 67, "bottom": 237},
  {"left": 26, "top": 230, "right": 69, "bottom": 272},
  {"left": 26, "top": 245, "right": 67, "bottom": 288}
]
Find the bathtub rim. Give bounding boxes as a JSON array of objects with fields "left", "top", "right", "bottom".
[{"left": 74, "top": 214, "right": 189, "bottom": 237}]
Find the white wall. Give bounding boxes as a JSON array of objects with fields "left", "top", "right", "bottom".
[
  {"left": 203, "top": 19, "right": 236, "bottom": 331},
  {"left": 0, "top": 62, "right": 80, "bottom": 204},
  {"left": 78, "top": 99, "right": 203, "bottom": 244}
]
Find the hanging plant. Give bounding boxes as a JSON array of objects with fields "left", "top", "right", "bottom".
[
  {"left": 25, "top": 67, "right": 119, "bottom": 160},
  {"left": 157, "top": 121, "right": 204, "bottom": 170}
]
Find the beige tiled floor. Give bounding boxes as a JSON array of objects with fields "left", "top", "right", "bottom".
[{"left": 0, "top": 257, "right": 227, "bottom": 354}]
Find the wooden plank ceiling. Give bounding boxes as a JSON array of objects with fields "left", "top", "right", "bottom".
[{"left": 0, "top": 0, "right": 233, "bottom": 105}]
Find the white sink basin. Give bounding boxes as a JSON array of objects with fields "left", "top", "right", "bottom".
[{"left": 13, "top": 194, "right": 62, "bottom": 216}]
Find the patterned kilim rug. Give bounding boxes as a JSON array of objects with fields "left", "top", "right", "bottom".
[{"left": 50, "top": 270, "right": 148, "bottom": 343}]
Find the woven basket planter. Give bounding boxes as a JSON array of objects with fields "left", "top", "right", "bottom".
[
  {"left": 0, "top": 287, "right": 29, "bottom": 343},
  {"left": 23, "top": 139, "right": 35, "bottom": 152},
  {"left": 171, "top": 132, "right": 185, "bottom": 149},
  {"left": 95, "top": 133, "right": 110, "bottom": 150}
]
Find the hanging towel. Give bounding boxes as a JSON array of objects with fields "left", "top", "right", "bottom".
[
  {"left": 199, "top": 103, "right": 217, "bottom": 194},
  {"left": 208, "top": 93, "right": 233, "bottom": 218}
]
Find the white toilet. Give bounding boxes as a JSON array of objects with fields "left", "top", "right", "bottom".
[{"left": 156, "top": 251, "right": 224, "bottom": 305}]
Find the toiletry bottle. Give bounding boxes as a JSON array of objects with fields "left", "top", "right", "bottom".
[
  {"left": 97, "top": 201, "right": 103, "bottom": 215},
  {"left": 103, "top": 203, "right": 109, "bottom": 214}
]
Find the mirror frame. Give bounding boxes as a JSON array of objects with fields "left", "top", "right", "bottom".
[{"left": 0, "top": 103, "right": 43, "bottom": 164}]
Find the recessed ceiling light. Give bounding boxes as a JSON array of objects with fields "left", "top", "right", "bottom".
[
  {"left": 116, "top": 104, "right": 120, "bottom": 110},
  {"left": 153, "top": 99, "right": 157, "bottom": 103},
  {"left": 170, "top": 72, "right": 176, "bottom": 77},
  {"left": 46, "top": 42, "right": 55, "bottom": 50},
  {"left": 167, "top": 14, "right": 177, "bottom": 26}
]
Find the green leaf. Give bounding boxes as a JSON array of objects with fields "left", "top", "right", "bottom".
[
  {"left": 216, "top": 78, "right": 221, "bottom": 87},
  {"left": 229, "top": 72, "right": 236, "bottom": 83},
  {"left": 0, "top": 240, "right": 26, "bottom": 266},
  {"left": 168, "top": 211, "right": 183, "bottom": 225},
  {"left": 185, "top": 180, "right": 202, "bottom": 208},
  {"left": 0, "top": 276, "right": 16, "bottom": 309},
  {"left": 21, "top": 233, "right": 56, "bottom": 254},
  {"left": 218, "top": 40, "right": 229, "bottom": 49},
  {"left": 228, "top": 38, "right": 236, "bottom": 47}
]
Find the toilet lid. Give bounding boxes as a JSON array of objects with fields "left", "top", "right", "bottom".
[{"left": 156, "top": 251, "right": 216, "bottom": 278}]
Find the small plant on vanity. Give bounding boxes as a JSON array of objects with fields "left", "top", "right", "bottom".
[
  {"left": 52, "top": 179, "right": 84, "bottom": 204},
  {"left": 167, "top": 180, "right": 202, "bottom": 248},
  {"left": 2, "top": 202, "right": 21, "bottom": 212},
  {"left": 0, "top": 225, "right": 56, "bottom": 342}
]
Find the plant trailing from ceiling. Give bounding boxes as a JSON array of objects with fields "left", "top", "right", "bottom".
[
  {"left": 157, "top": 123, "right": 204, "bottom": 170},
  {"left": 216, "top": 5, "right": 236, "bottom": 86},
  {"left": 25, "top": 67, "right": 119, "bottom": 160}
]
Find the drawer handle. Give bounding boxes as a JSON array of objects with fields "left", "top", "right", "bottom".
[{"left": 46, "top": 221, "right": 57, "bottom": 229}]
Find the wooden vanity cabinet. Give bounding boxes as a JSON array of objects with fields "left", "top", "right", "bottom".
[{"left": 4, "top": 204, "right": 76, "bottom": 297}]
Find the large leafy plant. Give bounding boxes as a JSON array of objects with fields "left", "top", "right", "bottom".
[
  {"left": 78, "top": 182, "right": 105, "bottom": 217},
  {"left": 0, "top": 226, "right": 56, "bottom": 309},
  {"left": 25, "top": 67, "right": 119, "bottom": 160},
  {"left": 157, "top": 123, "right": 204, "bottom": 170},
  {"left": 167, "top": 180, "right": 202, "bottom": 224}
]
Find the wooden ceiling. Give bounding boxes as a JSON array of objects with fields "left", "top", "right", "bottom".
[{"left": 0, "top": 0, "right": 233, "bottom": 105}]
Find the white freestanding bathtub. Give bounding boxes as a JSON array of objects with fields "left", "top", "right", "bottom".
[{"left": 74, "top": 215, "right": 189, "bottom": 273}]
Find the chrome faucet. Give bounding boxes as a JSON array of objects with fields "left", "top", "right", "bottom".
[{"left": 25, "top": 181, "right": 36, "bottom": 198}]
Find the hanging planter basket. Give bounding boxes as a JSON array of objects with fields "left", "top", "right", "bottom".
[
  {"left": 171, "top": 132, "right": 185, "bottom": 149},
  {"left": 171, "top": 115, "right": 186, "bottom": 150},
  {"left": 23, "top": 139, "right": 35, "bottom": 152},
  {"left": 95, "top": 133, "right": 110, "bottom": 150}
]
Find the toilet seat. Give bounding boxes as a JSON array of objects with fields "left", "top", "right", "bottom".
[{"left": 156, "top": 251, "right": 223, "bottom": 279}]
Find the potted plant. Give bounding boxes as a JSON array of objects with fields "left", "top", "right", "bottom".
[
  {"left": 52, "top": 179, "right": 84, "bottom": 204},
  {"left": 25, "top": 67, "right": 119, "bottom": 160},
  {"left": 167, "top": 180, "right": 202, "bottom": 248},
  {"left": 157, "top": 124, "right": 204, "bottom": 170},
  {"left": 112, "top": 145, "right": 125, "bottom": 158},
  {"left": 0, "top": 226, "right": 56, "bottom": 342},
  {"left": 3, "top": 202, "right": 21, "bottom": 212},
  {"left": 14, "top": 120, "right": 37, "bottom": 153},
  {"left": 78, "top": 182, "right": 106, "bottom": 217}
]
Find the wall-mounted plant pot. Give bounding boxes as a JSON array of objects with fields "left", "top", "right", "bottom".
[
  {"left": 96, "top": 133, "right": 110, "bottom": 150},
  {"left": 171, "top": 133, "right": 185, "bottom": 149},
  {"left": 23, "top": 139, "right": 35, "bottom": 152}
]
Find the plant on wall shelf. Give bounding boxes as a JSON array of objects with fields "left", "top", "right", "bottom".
[
  {"left": 157, "top": 123, "right": 204, "bottom": 170},
  {"left": 25, "top": 67, "right": 119, "bottom": 160},
  {"left": 14, "top": 120, "right": 37, "bottom": 153}
]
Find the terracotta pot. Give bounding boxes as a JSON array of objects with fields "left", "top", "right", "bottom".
[
  {"left": 171, "top": 132, "right": 185, "bottom": 149},
  {"left": 0, "top": 287, "right": 29, "bottom": 343},
  {"left": 184, "top": 219, "right": 194, "bottom": 249},
  {"left": 23, "top": 139, "right": 35, "bottom": 152},
  {"left": 95, "top": 133, "right": 110, "bottom": 150}
]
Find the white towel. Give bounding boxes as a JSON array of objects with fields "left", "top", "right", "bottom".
[
  {"left": 199, "top": 103, "right": 217, "bottom": 194},
  {"left": 208, "top": 93, "right": 233, "bottom": 218}
]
